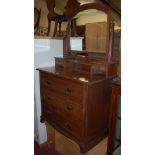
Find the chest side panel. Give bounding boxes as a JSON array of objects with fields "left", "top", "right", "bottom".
[{"left": 85, "top": 79, "right": 112, "bottom": 142}]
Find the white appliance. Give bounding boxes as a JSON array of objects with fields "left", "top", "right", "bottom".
[{"left": 34, "top": 38, "right": 63, "bottom": 144}]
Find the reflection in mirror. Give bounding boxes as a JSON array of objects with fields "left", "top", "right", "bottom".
[
  {"left": 70, "top": 9, "right": 108, "bottom": 53},
  {"left": 70, "top": 37, "right": 84, "bottom": 51},
  {"left": 78, "top": 0, "right": 96, "bottom": 5},
  {"left": 34, "top": 8, "right": 41, "bottom": 35}
]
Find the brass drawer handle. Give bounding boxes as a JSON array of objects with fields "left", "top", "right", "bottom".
[
  {"left": 65, "top": 122, "right": 72, "bottom": 129},
  {"left": 47, "top": 96, "right": 52, "bottom": 101},
  {"left": 45, "top": 81, "right": 51, "bottom": 85},
  {"left": 65, "top": 87, "right": 72, "bottom": 93},
  {"left": 66, "top": 105, "right": 72, "bottom": 111}
]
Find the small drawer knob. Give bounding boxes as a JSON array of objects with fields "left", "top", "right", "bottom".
[
  {"left": 65, "top": 87, "right": 72, "bottom": 93},
  {"left": 47, "top": 96, "right": 52, "bottom": 101},
  {"left": 66, "top": 105, "right": 72, "bottom": 111},
  {"left": 45, "top": 81, "right": 51, "bottom": 85}
]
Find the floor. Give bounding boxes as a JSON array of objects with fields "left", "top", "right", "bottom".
[
  {"left": 34, "top": 141, "right": 59, "bottom": 155},
  {"left": 34, "top": 141, "right": 121, "bottom": 155}
]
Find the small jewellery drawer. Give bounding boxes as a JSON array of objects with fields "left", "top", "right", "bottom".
[
  {"left": 41, "top": 88, "right": 83, "bottom": 121},
  {"left": 40, "top": 72, "right": 84, "bottom": 100},
  {"left": 55, "top": 58, "right": 75, "bottom": 68}
]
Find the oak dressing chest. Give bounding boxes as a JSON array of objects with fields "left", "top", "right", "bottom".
[{"left": 38, "top": 2, "right": 120, "bottom": 154}]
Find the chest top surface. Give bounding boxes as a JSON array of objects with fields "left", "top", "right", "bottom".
[{"left": 38, "top": 66, "right": 107, "bottom": 84}]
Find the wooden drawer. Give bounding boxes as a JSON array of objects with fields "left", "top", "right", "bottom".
[
  {"left": 42, "top": 104, "right": 53, "bottom": 121},
  {"left": 55, "top": 57, "right": 75, "bottom": 68},
  {"left": 74, "top": 62, "right": 92, "bottom": 73},
  {"left": 52, "top": 112, "right": 83, "bottom": 139},
  {"left": 40, "top": 72, "right": 84, "bottom": 101},
  {"left": 41, "top": 88, "right": 83, "bottom": 121},
  {"left": 42, "top": 104, "right": 83, "bottom": 139}
]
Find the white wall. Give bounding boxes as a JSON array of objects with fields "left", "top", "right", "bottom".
[
  {"left": 76, "top": 10, "right": 107, "bottom": 26},
  {"left": 34, "top": 38, "right": 63, "bottom": 144}
]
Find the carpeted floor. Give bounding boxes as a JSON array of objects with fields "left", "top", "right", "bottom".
[{"left": 34, "top": 141, "right": 59, "bottom": 155}]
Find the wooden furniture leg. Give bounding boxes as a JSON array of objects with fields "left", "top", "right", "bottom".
[
  {"left": 53, "top": 19, "right": 58, "bottom": 37},
  {"left": 58, "top": 22, "right": 62, "bottom": 36},
  {"left": 47, "top": 19, "right": 51, "bottom": 36}
]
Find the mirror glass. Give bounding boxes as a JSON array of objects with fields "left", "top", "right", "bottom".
[{"left": 70, "top": 9, "right": 108, "bottom": 53}]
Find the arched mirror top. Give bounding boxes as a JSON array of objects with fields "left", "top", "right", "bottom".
[
  {"left": 65, "top": 2, "right": 113, "bottom": 60},
  {"left": 65, "top": 3, "right": 109, "bottom": 20},
  {"left": 74, "top": 9, "right": 108, "bottom": 25}
]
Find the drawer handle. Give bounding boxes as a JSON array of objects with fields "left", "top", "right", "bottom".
[
  {"left": 66, "top": 105, "right": 72, "bottom": 111},
  {"left": 45, "top": 81, "right": 51, "bottom": 85},
  {"left": 65, "top": 87, "right": 72, "bottom": 93},
  {"left": 47, "top": 96, "right": 52, "bottom": 101},
  {"left": 65, "top": 122, "right": 72, "bottom": 129}
]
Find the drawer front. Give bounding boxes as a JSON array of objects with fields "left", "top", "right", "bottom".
[
  {"left": 40, "top": 72, "right": 84, "bottom": 101},
  {"left": 52, "top": 111, "right": 83, "bottom": 139},
  {"left": 42, "top": 104, "right": 83, "bottom": 139},
  {"left": 55, "top": 58, "right": 74, "bottom": 68},
  {"left": 41, "top": 87, "right": 83, "bottom": 121},
  {"left": 42, "top": 104, "right": 53, "bottom": 121}
]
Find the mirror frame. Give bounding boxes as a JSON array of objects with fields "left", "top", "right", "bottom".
[{"left": 64, "top": 3, "right": 114, "bottom": 62}]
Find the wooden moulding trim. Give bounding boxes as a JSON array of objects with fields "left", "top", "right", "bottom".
[
  {"left": 66, "top": 3, "right": 109, "bottom": 20},
  {"left": 105, "top": 12, "right": 110, "bottom": 61},
  {"left": 106, "top": 85, "right": 120, "bottom": 155},
  {"left": 100, "top": 0, "right": 121, "bottom": 16},
  {"left": 108, "top": 21, "right": 115, "bottom": 62}
]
